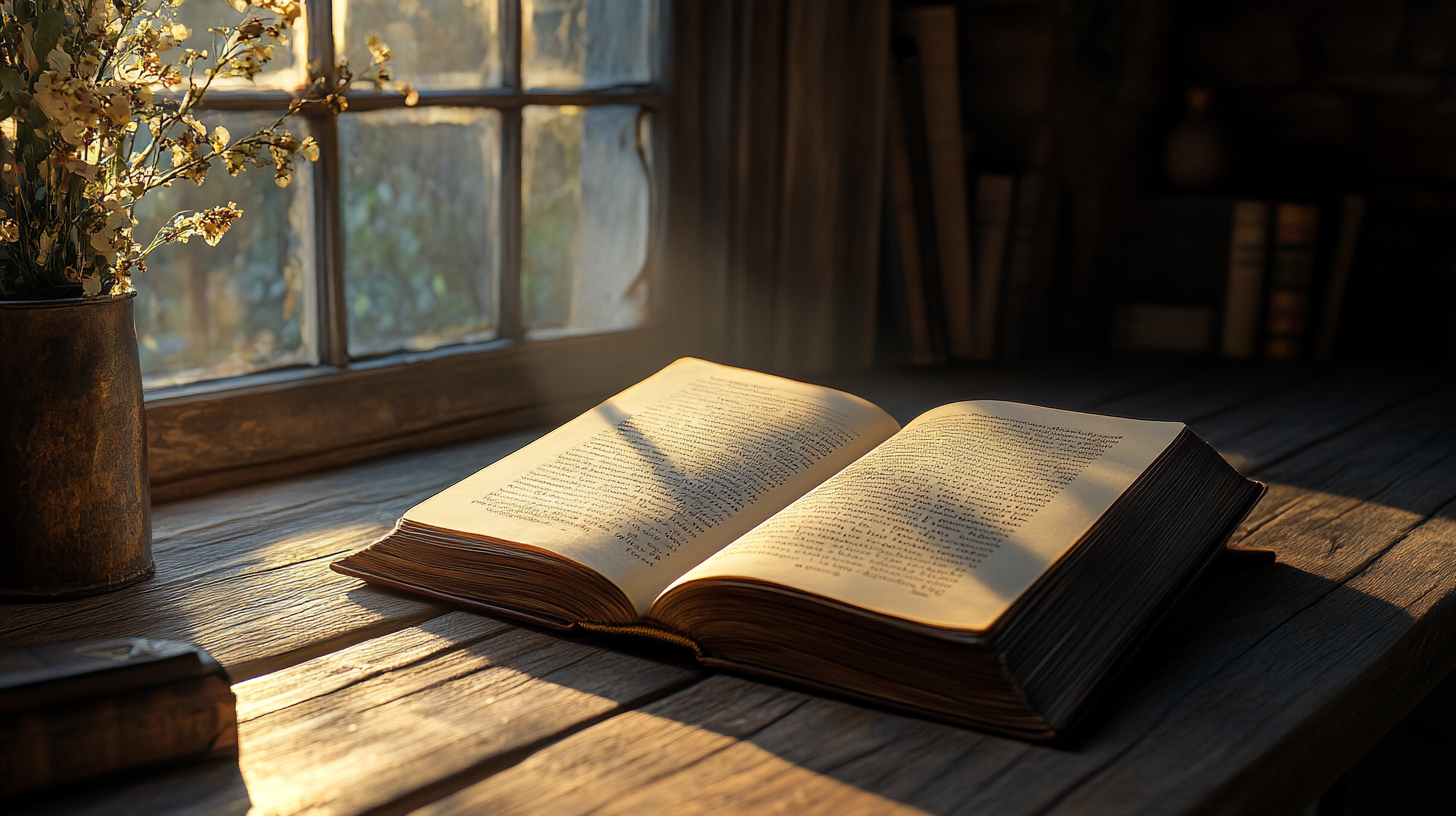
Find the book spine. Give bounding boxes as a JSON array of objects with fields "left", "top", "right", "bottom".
[
  {"left": 973, "top": 173, "right": 1016, "bottom": 360},
  {"left": 0, "top": 674, "right": 236, "bottom": 796},
  {"left": 885, "top": 39, "right": 940, "bottom": 366},
  {"left": 1263, "top": 203, "right": 1320, "bottom": 361},
  {"left": 891, "top": 34, "right": 949, "bottom": 364},
  {"left": 997, "top": 171, "right": 1045, "bottom": 361},
  {"left": 1220, "top": 200, "right": 1271, "bottom": 359},
  {"left": 1313, "top": 194, "right": 1367, "bottom": 363},
  {"left": 895, "top": 5, "right": 975, "bottom": 359}
]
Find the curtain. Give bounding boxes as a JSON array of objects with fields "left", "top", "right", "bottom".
[{"left": 683, "top": 0, "right": 890, "bottom": 377}]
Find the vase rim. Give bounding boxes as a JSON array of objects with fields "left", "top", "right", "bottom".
[{"left": 0, "top": 291, "right": 136, "bottom": 309}]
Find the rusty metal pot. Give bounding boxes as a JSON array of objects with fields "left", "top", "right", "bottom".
[{"left": 0, "top": 293, "right": 153, "bottom": 600}]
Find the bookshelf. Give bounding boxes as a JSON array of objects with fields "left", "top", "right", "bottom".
[{"left": 881, "top": 0, "right": 1456, "bottom": 363}]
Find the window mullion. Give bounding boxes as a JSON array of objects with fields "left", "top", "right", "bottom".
[
  {"left": 499, "top": 0, "right": 524, "bottom": 341},
  {"left": 306, "top": 0, "right": 348, "bottom": 366},
  {"left": 310, "top": 113, "right": 348, "bottom": 366}
]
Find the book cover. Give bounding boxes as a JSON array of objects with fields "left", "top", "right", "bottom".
[
  {"left": 334, "top": 358, "right": 1267, "bottom": 742},
  {"left": 887, "top": 33, "right": 948, "bottom": 365},
  {"left": 973, "top": 173, "right": 1015, "bottom": 360},
  {"left": 1264, "top": 203, "right": 1321, "bottom": 361},
  {"left": 1221, "top": 200, "right": 1271, "bottom": 359},
  {"left": 1313, "top": 195, "right": 1366, "bottom": 363},
  {"left": 894, "top": 5, "right": 975, "bottom": 360}
]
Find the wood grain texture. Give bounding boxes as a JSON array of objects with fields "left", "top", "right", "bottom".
[
  {"left": 17, "top": 613, "right": 702, "bottom": 816},
  {"left": 145, "top": 327, "right": 677, "bottom": 496},
  {"left": 0, "top": 429, "right": 547, "bottom": 681},
  {"left": 413, "top": 375, "right": 1456, "bottom": 816},
  {"left": 13, "top": 362, "right": 1454, "bottom": 816}
]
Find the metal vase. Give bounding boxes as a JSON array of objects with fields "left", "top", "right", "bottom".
[{"left": 0, "top": 293, "right": 154, "bottom": 600}]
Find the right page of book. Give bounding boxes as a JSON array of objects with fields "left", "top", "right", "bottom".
[{"left": 661, "top": 401, "right": 1185, "bottom": 631}]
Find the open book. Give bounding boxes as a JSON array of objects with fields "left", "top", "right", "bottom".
[{"left": 333, "top": 359, "right": 1265, "bottom": 740}]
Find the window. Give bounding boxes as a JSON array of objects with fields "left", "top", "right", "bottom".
[{"left": 143, "top": 0, "right": 675, "bottom": 498}]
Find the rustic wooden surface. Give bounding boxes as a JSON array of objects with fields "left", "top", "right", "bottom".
[{"left": 7, "top": 360, "right": 1455, "bottom": 816}]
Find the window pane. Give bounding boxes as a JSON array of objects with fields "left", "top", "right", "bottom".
[
  {"left": 523, "top": 105, "right": 650, "bottom": 335},
  {"left": 336, "top": 0, "right": 502, "bottom": 90},
  {"left": 523, "top": 0, "right": 655, "bottom": 88},
  {"left": 168, "top": 0, "right": 308, "bottom": 90},
  {"left": 134, "top": 113, "right": 316, "bottom": 389},
  {"left": 341, "top": 108, "right": 501, "bottom": 357}
]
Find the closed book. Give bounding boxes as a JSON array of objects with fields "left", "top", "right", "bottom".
[
  {"left": 894, "top": 5, "right": 975, "bottom": 359},
  {"left": 1220, "top": 200, "right": 1271, "bottom": 359},
  {"left": 1264, "top": 203, "right": 1320, "bottom": 361},
  {"left": 887, "top": 34, "right": 947, "bottom": 365},
  {"left": 0, "top": 638, "right": 236, "bottom": 797},
  {"left": 997, "top": 171, "right": 1048, "bottom": 361},
  {"left": 973, "top": 173, "right": 1015, "bottom": 360},
  {"left": 1313, "top": 195, "right": 1366, "bottom": 363},
  {"left": 1113, "top": 196, "right": 1230, "bottom": 356},
  {"left": 1113, "top": 304, "right": 1215, "bottom": 354}
]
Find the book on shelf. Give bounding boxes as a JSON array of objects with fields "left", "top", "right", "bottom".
[
  {"left": 886, "top": 32, "right": 947, "bottom": 366},
  {"left": 1112, "top": 196, "right": 1232, "bottom": 356},
  {"left": 1220, "top": 200, "right": 1272, "bottom": 359},
  {"left": 893, "top": 4, "right": 976, "bottom": 360},
  {"left": 997, "top": 170, "right": 1060, "bottom": 360},
  {"left": 1113, "top": 304, "right": 1215, "bottom": 354},
  {"left": 333, "top": 358, "right": 1268, "bottom": 741},
  {"left": 972, "top": 172, "right": 1016, "bottom": 360},
  {"left": 1264, "top": 203, "right": 1321, "bottom": 361},
  {"left": 1313, "top": 194, "right": 1367, "bottom": 363}
]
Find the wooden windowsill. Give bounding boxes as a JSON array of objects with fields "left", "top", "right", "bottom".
[{"left": 144, "top": 327, "right": 682, "bottom": 503}]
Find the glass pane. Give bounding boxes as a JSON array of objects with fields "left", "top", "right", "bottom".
[
  {"left": 167, "top": 0, "right": 308, "bottom": 90},
  {"left": 523, "top": 105, "right": 651, "bottom": 335},
  {"left": 336, "top": 0, "right": 502, "bottom": 90},
  {"left": 341, "top": 108, "right": 501, "bottom": 357},
  {"left": 134, "top": 113, "right": 316, "bottom": 389},
  {"left": 523, "top": 0, "right": 655, "bottom": 88}
]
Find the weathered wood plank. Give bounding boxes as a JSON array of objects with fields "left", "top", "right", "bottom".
[
  {"left": 1052, "top": 506, "right": 1456, "bottom": 816},
  {"left": 13, "top": 362, "right": 1452, "bottom": 816},
  {"left": 145, "top": 326, "right": 675, "bottom": 498},
  {"left": 232, "top": 630, "right": 699, "bottom": 816},
  {"left": 415, "top": 674, "right": 1019, "bottom": 816},
  {"left": 0, "top": 429, "right": 545, "bottom": 681},
  {"left": 416, "top": 378, "right": 1456, "bottom": 816},
  {"left": 1188, "top": 364, "right": 1446, "bottom": 473},
  {"left": 18, "top": 613, "right": 704, "bottom": 816}
]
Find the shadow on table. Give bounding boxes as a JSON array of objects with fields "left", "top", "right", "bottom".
[
  {"left": 11, "top": 756, "right": 250, "bottom": 816},
  {"left": 391, "top": 557, "right": 1423, "bottom": 816}
]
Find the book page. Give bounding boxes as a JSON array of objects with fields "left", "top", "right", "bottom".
[
  {"left": 660, "top": 401, "right": 1184, "bottom": 631},
  {"left": 404, "top": 358, "right": 901, "bottom": 617}
]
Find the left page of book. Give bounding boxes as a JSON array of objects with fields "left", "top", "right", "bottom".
[{"left": 403, "top": 358, "right": 902, "bottom": 618}]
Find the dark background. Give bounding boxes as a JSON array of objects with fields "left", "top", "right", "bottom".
[{"left": 923, "top": 0, "right": 1456, "bottom": 360}]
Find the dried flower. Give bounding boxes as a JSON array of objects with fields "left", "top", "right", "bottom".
[{"left": 0, "top": 0, "right": 403, "bottom": 299}]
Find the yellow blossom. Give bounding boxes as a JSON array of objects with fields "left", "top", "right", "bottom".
[
  {"left": 47, "top": 48, "right": 74, "bottom": 75},
  {"left": 60, "top": 120, "right": 87, "bottom": 146}
]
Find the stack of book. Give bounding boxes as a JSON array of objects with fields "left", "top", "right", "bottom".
[
  {"left": 884, "top": 4, "right": 1060, "bottom": 366},
  {"left": 1111, "top": 194, "right": 1366, "bottom": 362}
]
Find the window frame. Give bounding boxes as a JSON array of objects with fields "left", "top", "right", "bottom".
[{"left": 145, "top": 0, "right": 686, "bottom": 501}]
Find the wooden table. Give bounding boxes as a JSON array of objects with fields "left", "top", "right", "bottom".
[{"left": 6, "top": 359, "right": 1456, "bottom": 816}]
